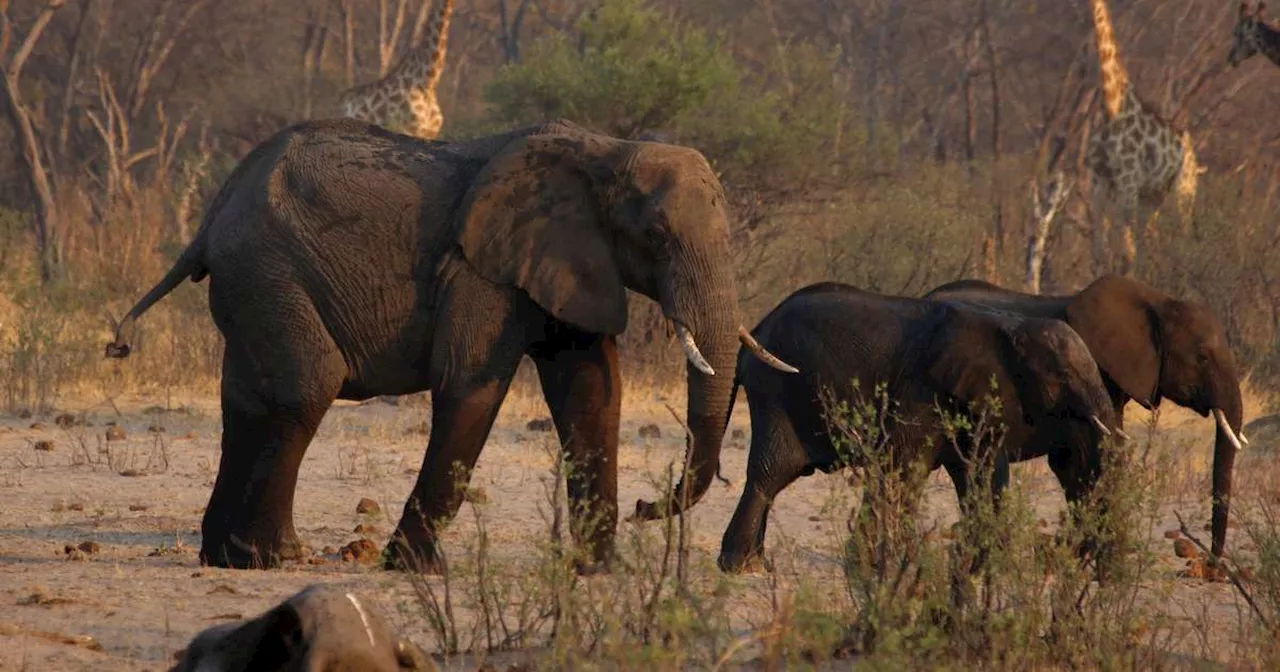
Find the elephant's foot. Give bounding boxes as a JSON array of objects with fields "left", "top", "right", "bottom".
[
  {"left": 717, "top": 549, "right": 771, "bottom": 574},
  {"left": 382, "top": 530, "right": 445, "bottom": 574},
  {"left": 199, "top": 529, "right": 306, "bottom": 569}
]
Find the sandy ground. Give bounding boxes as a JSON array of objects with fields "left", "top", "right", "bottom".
[{"left": 0, "top": 381, "right": 1276, "bottom": 671}]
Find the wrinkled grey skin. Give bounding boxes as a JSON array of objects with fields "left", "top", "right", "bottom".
[
  {"left": 106, "top": 118, "right": 789, "bottom": 573},
  {"left": 170, "top": 585, "right": 432, "bottom": 671},
  {"left": 924, "top": 274, "right": 1245, "bottom": 559},
  {"left": 719, "top": 283, "right": 1119, "bottom": 574}
]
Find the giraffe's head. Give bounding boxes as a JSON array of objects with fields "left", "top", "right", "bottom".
[
  {"left": 1229, "top": 2, "right": 1268, "bottom": 66},
  {"left": 1176, "top": 130, "right": 1205, "bottom": 222}
]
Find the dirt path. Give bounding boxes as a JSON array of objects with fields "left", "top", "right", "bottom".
[{"left": 0, "top": 388, "right": 1271, "bottom": 670}]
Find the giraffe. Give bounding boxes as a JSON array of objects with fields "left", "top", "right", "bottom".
[
  {"left": 1085, "top": 0, "right": 1204, "bottom": 270},
  {"left": 1229, "top": 2, "right": 1280, "bottom": 68},
  {"left": 337, "top": 0, "right": 455, "bottom": 139}
]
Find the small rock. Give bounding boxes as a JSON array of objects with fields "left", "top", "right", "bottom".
[
  {"left": 322, "top": 546, "right": 339, "bottom": 555},
  {"left": 1163, "top": 529, "right": 1181, "bottom": 540},
  {"left": 118, "top": 469, "right": 143, "bottom": 477},
  {"left": 54, "top": 413, "right": 78, "bottom": 428},
  {"left": 147, "top": 424, "right": 165, "bottom": 434},
  {"left": 29, "top": 422, "right": 45, "bottom": 431},
  {"left": 808, "top": 515, "right": 821, "bottom": 522},
  {"left": 77, "top": 541, "right": 100, "bottom": 555},
  {"left": 66, "top": 549, "right": 88, "bottom": 562},
  {"left": 190, "top": 571, "right": 203, "bottom": 578},
  {"left": 353, "top": 523, "right": 378, "bottom": 535},
  {"left": 105, "top": 426, "right": 126, "bottom": 442},
  {"left": 405, "top": 422, "right": 431, "bottom": 436},
  {"left": 210, "top": 613, "right": 243, "bottom": 621},
  {"left": 128, "top": 504, "right": 150, "bottom": 512},
  {"left": 731, "top": 428, "right": 746, "bottom": 440},
  {"left": 356, "top": 498, "right": 381, "bottom": 515},
  {"left": 33, "top": 440, "right": 54, "bottom": 452},
  {"left": 307, "top": 556, "right": 329, "bottom": 565},
  {"left": 1173, "top": 538, "right": 1198, "bottom": 559},
  {"left": 341, "top": 539, "right": 380, "bottom": 564},
  {"left": 68, "top": 502, "right": 85, "bottom": 512},
  {"left": 526, "top": 417, "right": 553, "bottom": 432},
  {"left": 638, "top": 424, "right": 662, "bottom": 439}
]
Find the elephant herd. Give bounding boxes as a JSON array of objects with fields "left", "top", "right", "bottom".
[{"left": 107, "top": 119, "right": 1247, "bottom": 586}]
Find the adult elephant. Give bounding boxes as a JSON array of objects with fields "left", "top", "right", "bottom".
[
  {"left": 924, "top": 274, "right": 1247, "bottom": 558},
  {"left": 717, "top": 283, "right": 1121, "bottom": 574},
  {"left": 104, "top": 117, "right": 795, "bottom": 572}
]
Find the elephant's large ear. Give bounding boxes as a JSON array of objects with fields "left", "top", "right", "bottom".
[
  {"left": 925, "top": 308, "right": 1023, "bottom": 423},
  {"left": 1066, "top": 274, "right": 1159, "bottom": 406},
  {"left": 456, "top": 134, "right": 628, "bottom": 335}
]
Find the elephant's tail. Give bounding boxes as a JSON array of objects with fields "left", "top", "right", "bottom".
[
  {"left": 104, "top": 228, "right": 210, "bottom": 360},
  {"left": 713, "top": 374, "right": 743, "bottom": 486}
]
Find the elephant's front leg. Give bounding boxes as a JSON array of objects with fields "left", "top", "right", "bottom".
[
  {"left": 533, "top": 333, "right": 622, "bottom": 574},
  {"left": 718, "top": 420, "right": 808, "bottom": 574},
  {"left": 385, "top": 369, "right": 521, "bottom": 574}
]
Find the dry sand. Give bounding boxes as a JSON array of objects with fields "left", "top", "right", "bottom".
[{"left": 0, "top": 383, "right": 1275, "bottom": 670}]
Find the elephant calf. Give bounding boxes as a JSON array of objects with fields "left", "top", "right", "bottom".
[
  {"left": 170, "top": 584, "right": 432, "bottom": 671},
  {"left": 718, "top": 282, "right": 1121, "bottom": 573}
]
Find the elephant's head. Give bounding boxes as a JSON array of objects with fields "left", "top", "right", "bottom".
[
  {"left": 170, "top": 585, "right": 431, "bottom": 671},
  {"left": 456, "top": 128, "right": 793, "bottom": 522},
  {"left": 1066, "top": 274, "right": 1245, "bottom": 556},
  {"left": 928, "top": 310, "right": 1119, "bottom": 451}
]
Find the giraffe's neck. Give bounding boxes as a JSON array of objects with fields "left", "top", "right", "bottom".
[
  {"left": 1090, "top": 0, "right": 1131, "bottom": 119},
  {"left": 408, "top": 0, "right": 454, "bottom": 93},
  {"left": 1253, "top": 19, "right": 1280, "bottom": 65}
]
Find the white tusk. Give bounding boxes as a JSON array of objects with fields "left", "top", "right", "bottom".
[
  {"left": 1089, "top": 415, "right": 1112, "bottom": 436},
  {"left": 345, "top": 593, "right": 377, "bottom": 648},
  {"left": 1240, "top": 431, "right": 1250, "bottom": 446},
  {"left": 677, "top": 325, "right": 715, "bottom": 376},
  {"left": 1114, "top": 427, "right": 1131, "bottom": 441},
  {"left": 738, "top": 325, "right": 799, "bottom": 374},
  {"left": 1213, "top": 408, "right": 1244, "bottom": 451}
]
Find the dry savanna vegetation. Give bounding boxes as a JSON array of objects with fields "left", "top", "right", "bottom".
[{"left": 2, "top": 0, "right": 1280, "bottom": 669}]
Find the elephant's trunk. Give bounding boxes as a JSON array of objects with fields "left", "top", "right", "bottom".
[
  {"left": 1208, "top": 381, "right": 1244, "bottom": 558},
  {"left": 632, "top": 252, "right": 739, "bottom": 521}
]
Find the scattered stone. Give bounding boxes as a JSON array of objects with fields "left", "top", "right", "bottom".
[
  {"left": 105, "top": 426, "right": 126, "bottom": 442},
  {"left": 353, "top": 523, "right": 378, "bottom": 535},
  {"left": 807, "top": 515, "right": 821, "bottom": 522},
  {"left": 1173, "top": 538, "right": 1198, "bottom": 559},
  {"left": 463, "top": 486, "right": 488, "bottom": 505},
  {"left": 210, "top": 613, "right": 243, "bottom": 621},
  {"left": 405, "top": 422, "right": 431, "bottom": 436},
  {"left": 54, "top": 413, "right": 79, "bottom": 428},
  {"left": 190, "top": 571, "right": 203, "bottom": 578},
  {"left": 67, "top": 502, "right": 85, "bottom": 512},
  {"left": 526, "top": 417, "right": 553, "bottom": 432},
  {"left": 28, "top": 422, "right": 45, "bottom": 431},
  {"left": 638, "top": 423, "right": 662, "bottom": 439},
  {"left": 118, "top": 469, "right": 143, "bottom": 478},
  {"left": 33, "top": 440, "right": 54, "bottom": 452},
  {"left": 1163, "top": 529, "right": 1181, "bottom": 540},
  {"left": 356, "top": 498, "right": 380, "bottom": 515},
  {"left": 128, "top": 504, "right": 150, "bottom": 512},
  {"left": 1178, "top": 558, "right": 1228, "bottom": 582},
  {"left": 76, "top": 541, "right": 100, "bottom": 555},
  {"left": 341, "top": 539, "right": 380, "bottom": 564},
  {"left": 322, "top": 546, "right": 339, "bottom": 555},
  {"left": 731, "top": 428, "right": 746, "bottom": 440},
  {"left": 207, "top": 584, "right": 238, "bottom": 595},
  {"left": 147, "top": 424, "right": 165, "bottom": 434},
  {"left": 307, "top": 556, "right": 329, "bottom": 565},
  {"left": 65, "top": 549, "right": 88, "bottom": 562}
]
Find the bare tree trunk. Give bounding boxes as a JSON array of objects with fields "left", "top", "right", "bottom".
[
  {"left": 979, "top": 0, "right": 1004, "bottom": 251},
  {"left": 56, "top": 0, "right": 92, "bottom": 165},
  {"left": 1, "top": 0, "right": 68, "bottom": 283},
  {"left": 1026, "top": 172, "right": 1074, "bottom": 293},
  {"left": 340, "top": 0, "right": 355, "bottom": 86}
]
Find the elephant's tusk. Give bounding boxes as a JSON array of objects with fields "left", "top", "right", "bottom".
[
  {"left": 1213, "top": 408, "right": 1245, "bottom": 451},
  {"left": 677, "top": 325, "right": 715, "bottom": 376},
  {"left": 344, "top": 593, "right": 377, "bottom": 649},
  {"left": 1114, "top": 427, "right": 1131, "bottom": 441},
  {"left": 1089, "top": 415, "right": 1112, "bottom": 437},
  {"left": 738, "top": 326, "right": 799, "bottom": 374}
]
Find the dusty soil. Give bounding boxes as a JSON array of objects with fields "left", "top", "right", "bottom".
[{"left": 0, "top": 384, "right": 1274, "bottom": 670}]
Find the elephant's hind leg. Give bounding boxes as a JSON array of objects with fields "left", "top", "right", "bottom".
[
  {"left": 532, "top": 332, "right": 622, "bottom": 574},
  {"left": 201, "top": 298, "right": 346, "bottom": 569}
]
